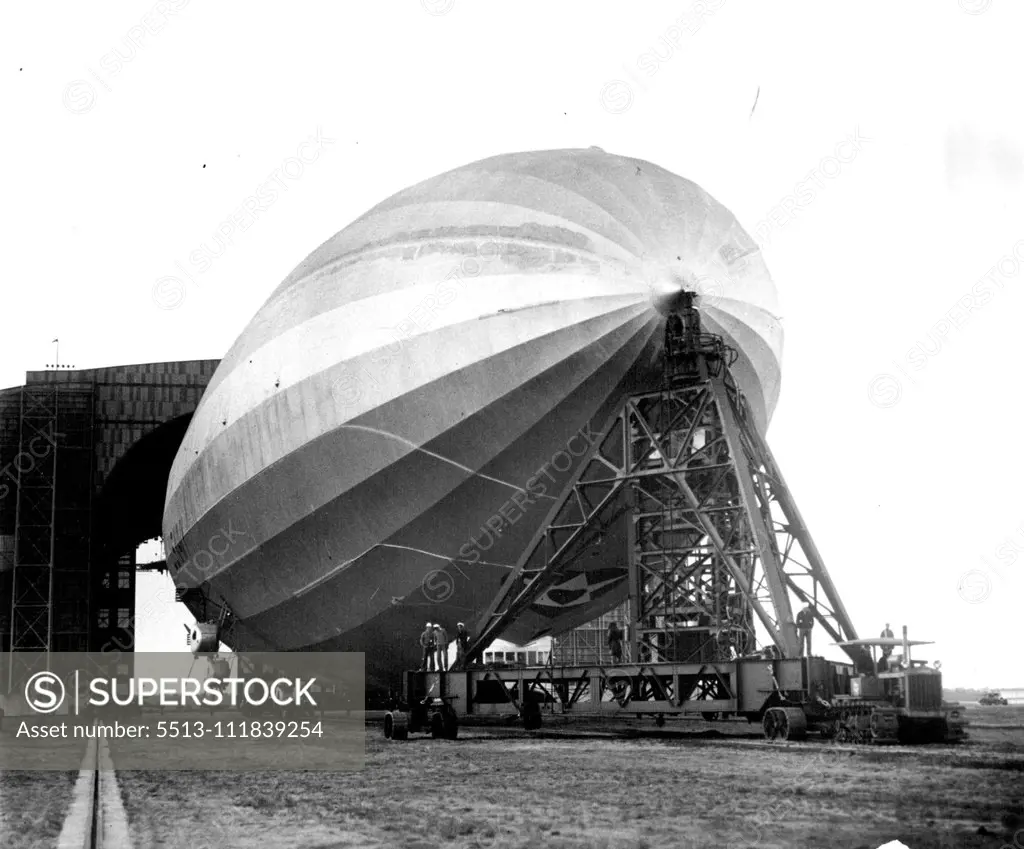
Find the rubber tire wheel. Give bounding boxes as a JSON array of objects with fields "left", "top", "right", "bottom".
[
  {"left": 431, "top": 712, "right": 445, "bottom": 739},
  {"left": 443, "top": 711, "right": 459, "bottom": 740}
]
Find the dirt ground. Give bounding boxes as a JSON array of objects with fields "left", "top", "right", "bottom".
[
  {"left": 3, "top": 706, "right": 1022, "bottom": 849},
  {"left": 112, "top": 707, "right": 1022, "bottom": 849}
]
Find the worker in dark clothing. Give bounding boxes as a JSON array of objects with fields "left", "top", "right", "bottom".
[
  {"left": 433, "top": 622, "right": 449, "bottom": 672},
  {"left": 880, "top": 623, "right": 894, "bottom": 651},
  {"left": 880, "top": 623, "right": 894, "bottom": 656},
  {"left": 795, "top": 604, "right": 814, "bottom": 656},
  {"left": 878, "top": 622, "right": 895, "bottom": 673},
  {"left": 607, "top": 622, "right": 623, "bottom": 664},
  {"left": 454, "top": 622, "right": 470, "bottom": 667},
  {"left": 419, "top": 622, "right": 436, "bottom": 671}
]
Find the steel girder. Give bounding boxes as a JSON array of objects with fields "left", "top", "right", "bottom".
[{"left": 435, "top": 662, "right": 743, "bottom": 717}]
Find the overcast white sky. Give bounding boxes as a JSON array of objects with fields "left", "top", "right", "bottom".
[{"left": 3, "top": 1, "right": 1022, "bottom": 688}]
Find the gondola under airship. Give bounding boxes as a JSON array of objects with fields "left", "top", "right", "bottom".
[{"left": 162, "top": 147, "right": 782, "bottom": 692}]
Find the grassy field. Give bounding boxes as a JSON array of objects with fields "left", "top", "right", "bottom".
[
  {"left": 3, "top": 705, "right": 1022, "bottom": 848},
  {"left": 0, "top": 770, "right": 79, "bottom": 848},
  {"left": 963, "top": 703, "right": 1024, "bottom": 731},
  {"left": 109, "top": 706, "right": 1023, "bottom": 849},
  {"left": 0, "top": 732, "right": 88, "bottom": 848}
]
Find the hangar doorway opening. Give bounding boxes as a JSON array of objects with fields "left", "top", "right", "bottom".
[
  {"left": 133, "top": 536, "right": 230, "bottom": 654},
  {"left": 93, "top": 413, "right": 210, "bottom": 657}
]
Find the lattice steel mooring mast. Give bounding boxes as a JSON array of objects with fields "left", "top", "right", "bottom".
[
  {"left": 626, "top": 293, "right": 761, "bottom": 665},
  {"left": 469, "top": 291, "right": 871, "bottom": 672}
]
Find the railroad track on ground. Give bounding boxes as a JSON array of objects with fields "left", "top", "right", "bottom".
[{"left": 56, "top": 727, "right": 132, "bottom": 849}]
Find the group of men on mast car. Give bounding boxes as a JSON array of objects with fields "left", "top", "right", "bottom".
[{"left": 417, "top": 621, "right": 471, "bottom": 671}]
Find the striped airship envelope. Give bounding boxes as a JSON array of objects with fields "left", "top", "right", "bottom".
[{"left": 162, "top": 147, "right": 782, "bottom": 690}]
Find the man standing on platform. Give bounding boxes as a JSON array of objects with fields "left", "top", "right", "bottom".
[
  {"left": 454, "top": 622, "right": 470, "bottom": 667},
  {"left": 795, "top": 604, "right": 815, "bottom": 656},
  {"left": 419, "top": 622, "right": 436, "bottom": 671},
  {"left": 433, "top": 622, "right": 449, "bottom": 672},
  {"left": 879, "top": 622, "right": 895, "bottom": 672}
]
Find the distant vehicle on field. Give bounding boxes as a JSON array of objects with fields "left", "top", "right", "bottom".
[{"left": 979, "top": 691, "right": 1008, "bottom": 706}]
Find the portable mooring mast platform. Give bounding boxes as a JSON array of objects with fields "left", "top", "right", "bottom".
[{"left": 383, "top": 293, "right": 965, "bottom": 744}]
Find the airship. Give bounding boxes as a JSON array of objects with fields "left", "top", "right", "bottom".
[{"left": 162, "top": 147, "right": 782, "bottom": 694}]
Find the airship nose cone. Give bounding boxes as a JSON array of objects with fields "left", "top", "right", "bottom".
[
  {"left": 651, "top": 272, "right": 684, "bottom": 315},
  {"left": 650, "top": 277, "right": 687, "bottom": 316},
  {"left": 648, "top": 266, "right": 712, "bottom": 316}
]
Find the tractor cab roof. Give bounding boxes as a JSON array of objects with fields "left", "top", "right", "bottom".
[{"left": 833, "top": 638, "right": 934, "bottom": 648}]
